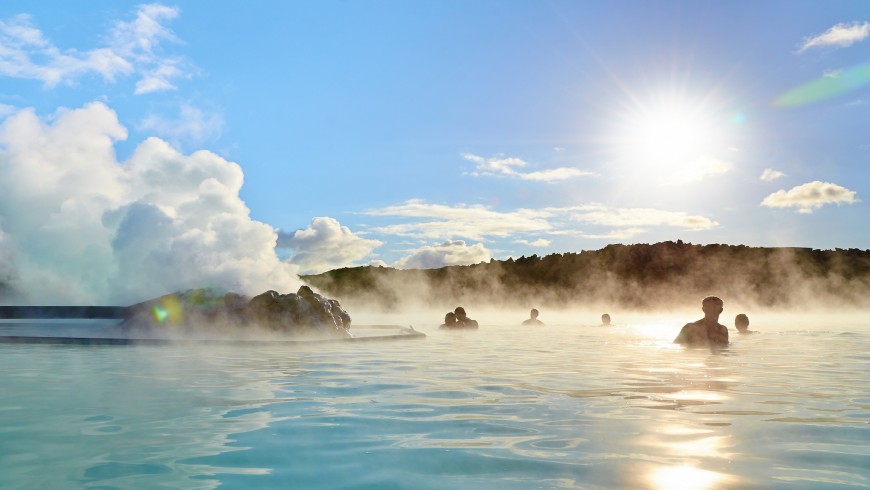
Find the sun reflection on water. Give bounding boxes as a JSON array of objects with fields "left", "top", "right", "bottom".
[{"left": 648, "top": 464, "right": 732, "bottom": 490}]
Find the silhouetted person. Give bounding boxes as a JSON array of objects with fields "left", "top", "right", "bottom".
[
  {"left": 600, "top": 313, "right": 611, "bottom": 326},
  {"left": 735, "top": 313, "right": 754, "bottom": 334},
  {"left": 674, "top": 296, "right": 729, "bottom": 347},
  {"left": 454, "top": 306, "right": 479, "bottom": 328},
  {"left": 440, "top": 312, "right": 459, "bottom": 329},
  {"left": 522, "top": 308, "right": 544, "bottom": 326}
]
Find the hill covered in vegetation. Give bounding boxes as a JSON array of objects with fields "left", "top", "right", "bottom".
[{"left": 301, "top": 241, "right": 870, "bottom": 311}]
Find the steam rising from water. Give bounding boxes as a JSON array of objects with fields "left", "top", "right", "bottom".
[{"left": 0, "top": 102, "right": 302, "bottom": 305}]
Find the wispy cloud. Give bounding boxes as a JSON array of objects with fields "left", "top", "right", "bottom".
[
  {"left": 393, "top": 240, "right": 491, "bottom": 269},
  {"left": 277, "top": 217, "right": 382, "bottom": 274},
  {"left": 463, "top": 153, "right": 594, "bottom": 182},
  {"left": 138, "top": 103, "right": 224, "bottom": 148},
  {"left": 798, "top": 21, "right": 870, "bottom": 52},
  {"left": 362, "top": 200, "right": 718, "bottom": 244},
  {"left": 761, "top": 181, "right": 859, "bottom": 213},
  {"left": 760, "top": 168, "right": 786, "bottom": 181},
  {"left": 0, "top": 4, "right": 190, "bottom": 93},
  {"left": 517, "top": 238, "right": 551, "bottom": 247},
  {"left": 362, "top": 199, "right": 552, "bottom": 241},
  {"left": 565, "top": 204, "right": 719, "bottom": 231}
]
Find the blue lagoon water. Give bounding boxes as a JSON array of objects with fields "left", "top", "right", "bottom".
[{"left": 1, "top": 314, "right": 868, "bottom": 489}]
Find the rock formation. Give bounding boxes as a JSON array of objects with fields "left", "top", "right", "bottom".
[{"left": 122, "top": 286, "right": 352, "bottom": 338}]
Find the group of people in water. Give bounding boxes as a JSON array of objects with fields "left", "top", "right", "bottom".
[
  {"left": 439, "top": 306, "right": 479, "bottom": 329},
  {"left": 439, "top": 296, "right": 755, "bottom": 347},
  {"left": 673, "top": 295, "right": 754, "bottom": 347}
]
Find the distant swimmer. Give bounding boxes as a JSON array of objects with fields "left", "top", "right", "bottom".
[
  {"left": 674, "top": 296, "right": 729, "bottom": 347},
  {"left": 600, "top": 313, "right": 611, "bottom": 326},
  {"left": 440, "top": 312, "right": 460, "bottom": 329},
  {"left": 522, "top": 308, "right": 544, "bottom": 326},
  {"left": 454, "top": 306, "right": 479, "bottom": 328},
  {"left": 735, "top": 313, "right": 754, "bottom": 334}
]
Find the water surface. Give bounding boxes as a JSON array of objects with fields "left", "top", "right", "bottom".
[{"left": 1, "top": 316, "right": 868, "bottom": 489}]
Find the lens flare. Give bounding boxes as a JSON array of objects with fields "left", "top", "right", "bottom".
[
  {"left": 775, "top": 62, "right": 870, "bottom": 107},
  {"left": 151, "top": 296, "right": 184, "bottom": 326},
  {"left": 152, "top": 305, "right": 169, "bottom": 323}
]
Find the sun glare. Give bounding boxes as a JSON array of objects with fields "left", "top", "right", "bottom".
[
  {"left": 610, "top": 94, "right": 732, "bottom": 184},
  {"left": 625, "top": 106, "right": 713, "bottom": 162}
]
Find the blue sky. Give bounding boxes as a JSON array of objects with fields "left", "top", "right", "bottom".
[{"left": 0, "top": 1, "right": 867, "bottom": 303}]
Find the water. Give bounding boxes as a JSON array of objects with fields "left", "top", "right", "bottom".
[{"left": 1, "top": 314, "right": 868, "bottom": 489}]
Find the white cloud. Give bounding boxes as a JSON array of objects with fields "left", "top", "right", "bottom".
[
  {"left": 581, "top": 228, "right": 646, "bottom": 240},
  {"left": 518, "top": 239, "right": 551, "bottom": 247},
  {"left": 760, "top": 168, "right": 786, "bottom": 181},
  {"left": 463, "top": 153, "right": 594, "bottom": 182},
  {"left": 277, "top": 217, "right": 382, "bottom": 275},
  {"left": 393, "top": 240, "right": 491, "bottom": 269},
  {"left": 761, "top": 181, "right": 859, "bottom": 213},
  {"left": 799, "top": 21, "right": 870, "bottom": 52},
  {"left": 139, "top": 103, "right": 224, "bottom": 148},
  {"left": 363, "top": 199, "right": 552, "bottom": 241},
  {"left": 0, "top": 102, "right": 301, "bottom": 304},
  {"left": 362, "top": 200, "right": 718, "bottom": 246},
  {"left": 0, "top": 4, "right": 189, "bottom": 93},
  {"left": 567, "top": 204, "right": 719, "bottom": 230}
]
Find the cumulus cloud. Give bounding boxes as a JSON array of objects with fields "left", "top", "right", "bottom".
[
  {"left": 760, "top": 168, "right": 786, "bottom": 181},
  {"left": 393, "top": 240, "right": 491, "bottom": 269},
  {"left": 0, "top": 4, "right": 190, "bottom": 93},
  {"left": 798, "top": 21, "right": 870, "bottom": 52},
  {"left": 139, "top": 103, "right": 224, "bottom": 149},
  {"left": 0, "top": 102, "right": 301, "bottom": 304},
  {"left": 761, "top": 181, "right": 859, "bottom": 213},
  {"left": 463, "top": 153, "right": 594, "bottom": 182},
  {"left": 277, "top": 217, "right": 382, "bottom": 275}
]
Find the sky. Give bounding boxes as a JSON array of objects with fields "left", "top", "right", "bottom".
[{"left": 0, "top": 1, "right": 868, "bottom": 304}]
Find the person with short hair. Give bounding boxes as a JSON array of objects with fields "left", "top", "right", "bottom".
[
  {"left": 674, "top": 296, "right": 729, "bottom": 347},
  {"left": 600, "top": 313, "right": 611, "bottom": 326},
  {"left": 522, "top": 308, "right": 544, "bottom": 326},
  {"left": 454, "top": 306, "right": 479, "bottom": 328},
  {"left": 735, "top": 313, "right": 754, "bottom": 334}
]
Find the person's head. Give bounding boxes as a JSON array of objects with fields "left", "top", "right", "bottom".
[
  {"left": 530, "top": 308, "right": 539, "bottom": 319},
  {"left": 735, "top": 313, "right": 749, "bottom": 332},
  {"left": 601, "top": 313, "right": 611, "bottom": 325},
  {"left": 444, "top": 312, "right": 456, "bottom": 324},
  {"left": 701, "top": 296, "right": 724, "bottom": 318},
  {"left": 454, "top": 306, "right": 467, "bottom": 320}
]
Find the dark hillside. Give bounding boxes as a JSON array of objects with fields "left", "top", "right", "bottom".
[{"left": 302, "top": 241, "right": 870, "bottom": 311}]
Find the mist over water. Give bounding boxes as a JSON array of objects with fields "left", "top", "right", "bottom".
[
  {"left": 1, "top": 315, "right": 867, "bottom": 489},
  {"left": 0, "top": 103, "right": 302, "bottom": 306}
]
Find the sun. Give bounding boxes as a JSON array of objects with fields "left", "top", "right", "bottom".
[
  {"left": 609, "top": 94, "right": 732, "bottom": 183},
  {"left": 624, "top": 103, "right": 714, "bottom": 163}
]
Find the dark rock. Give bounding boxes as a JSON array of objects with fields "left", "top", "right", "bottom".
[{"left": 122, "top": 286, "right": 352, "bottom": 338}]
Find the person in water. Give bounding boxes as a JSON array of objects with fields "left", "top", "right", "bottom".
[
  {"left": 600, "top": 313, "right": 611, "bottom": 326},
  {"left": 454, "top": 306, "right": 479, "bottom": 328},
  {"left": 440, "top": 312, "right": 460, "bottom": 329},
  {"left": 673, "top": 296, "right": 729, "bottom": 347},
  {"left": 522, "top": 308, "right": 544, "bottom": 326},
  {"left": 735, "top": 313, "right": 754, "bottom": 334}
]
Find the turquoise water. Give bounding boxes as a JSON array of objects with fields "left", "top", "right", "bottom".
[{"left": 1, "top": 315, "right": 868, "bottom": 489}]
